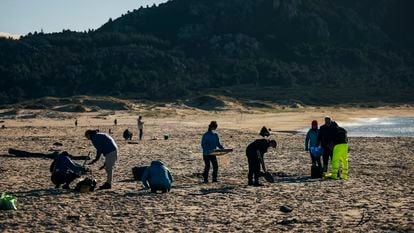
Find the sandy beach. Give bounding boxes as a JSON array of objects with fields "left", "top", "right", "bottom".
[{"left": 0, "top": 107, "right": 413, "bottom": 232}]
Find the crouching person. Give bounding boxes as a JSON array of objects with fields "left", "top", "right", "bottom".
[
  {"left": 50, "top": 151, "right": 87, "bottom": 189},
  {"left": 142, "top": 160, "right": 173, "bottom": 193}
]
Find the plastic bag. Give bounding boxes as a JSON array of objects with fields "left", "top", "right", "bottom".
[
  {"left": 310, "top": 146, "right": 324, "bottom": 158},
  {"left": 0, "top": 193, "right": 17, "bottom": 210}
]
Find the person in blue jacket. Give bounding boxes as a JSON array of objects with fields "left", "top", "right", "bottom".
[
  {"left": 50, "top": 151, "right": 87, "bottom": 189},
  {"left": 141, "top": 160, "right": 173, "bottom": 193},
  {"left": 85, "top": 130, "right": 118, "bottom": 190},
  {"left": 305, "top": 120, "right": 322, "bottom": 168},
  {"left": 201, "top": 121, "right": 224, "bottom": 183}
]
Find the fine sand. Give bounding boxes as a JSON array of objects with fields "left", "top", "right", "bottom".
[{"left": 0, "top": 107, "right": 413, "bottom": 232}]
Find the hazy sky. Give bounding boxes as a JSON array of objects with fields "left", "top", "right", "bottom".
[{"left": 0, "top": 0, "right": 167, "bottom": 36}]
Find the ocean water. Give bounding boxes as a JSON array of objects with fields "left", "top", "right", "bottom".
[
  {"left": 300, "top": 116, "right": 414, "bottom": 137},
  {"left": 341, "top": 116, "right": 414, "bottom": 137}
]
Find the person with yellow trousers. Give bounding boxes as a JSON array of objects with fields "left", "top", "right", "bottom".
[{"left": 325, "top": 126, "right": 348, "bottom": 180}]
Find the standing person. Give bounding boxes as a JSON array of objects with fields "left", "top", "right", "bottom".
[
  {"left": 85, "top": 130, "right": 118, "bottom": 189},
  {"left": 305, "top": 120, "right": 322, "bottom": 169},
  {"left": 137, "top": 116, "right": 144, "bottom": 140},
  {"left": 246, "top": 139, "right": 277, "bottom": 186},
  {"left": 318, "top": 116, "right": 338, "bottom": 172},
  {"left": 325, "top": 126, "right": 349, "bottom": 180},
  {"left": 201, "top": 121, "right": 224, "bottom": 183},
  {"left": 141, "top": 160, "right": 173, "bottom": 193}
]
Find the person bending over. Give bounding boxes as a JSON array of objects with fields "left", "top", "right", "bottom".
[
  {"left": 246, "top": 139, "right": 277, "bottom": 186},
  {"left": 86, "top": 130, "right": 118, "bottom": 190}
]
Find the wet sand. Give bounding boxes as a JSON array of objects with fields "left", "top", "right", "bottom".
[{"left": 0, "top": 108, "right": 413, "bottom": 232}]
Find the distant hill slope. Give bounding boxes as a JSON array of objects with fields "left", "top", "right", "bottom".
[{"left": 0, "top": 0, "right": 413, "bottom": 105}]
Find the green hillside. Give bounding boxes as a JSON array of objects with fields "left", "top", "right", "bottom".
[{"left": 0, "top": 0, "right": 413, "bottom": 105}]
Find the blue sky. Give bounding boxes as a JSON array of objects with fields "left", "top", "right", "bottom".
[{"left": 0, "top": 0, "right": 166, "bottom": 36}]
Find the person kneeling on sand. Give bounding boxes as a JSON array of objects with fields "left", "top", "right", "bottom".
[
  {"left": 142, "top": 160, "right": 173, "bottom": 193},
  {"left": 85, "top": 129, "right": 118, "bottom": 190},
  {"left": 325, "top": 126, "right": 349, "bottom": 180},
  {"left": 50, "top": 151, "right": 88, "bottom": 189},
  {"left": 246, "top": 139, "right": 277, "bottom": 186}
]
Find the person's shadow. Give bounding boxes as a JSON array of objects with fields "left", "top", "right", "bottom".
[
  {"left": 11, "top": 188, "right": 70, "bottom": 197},
  {"left": 269, "top": 172, "right": 323, "bottom": 183},
  {"left": 275, "top": 176, "right": 321, "bottom": 183}
]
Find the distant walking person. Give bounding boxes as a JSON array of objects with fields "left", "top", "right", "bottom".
[
  {"left": 75, "top": 119, "right": 78, "bottom": 127},
  {"left": 137, "top": 116, "right": 144, "bottom": 140},
  {"left": 85, "top": 130, "right": 118, "bottom": 189},
  {"left": 318, "top": 117, "right": 338, "bottom": 172},
  {"left": 305, "top": 120, "right": 322, "bottom": 169},
  {"left": 246, "top": 139, "right": 277, "bottom": 186},
  {"left": 325, "top": 126, "right": 349, "bottom": 180},
  {"left": 201, "top": 121, "right": 224, "bottom": 183},
  {"left": 114, "top": 119, "right": 117, "bottom": 126}
]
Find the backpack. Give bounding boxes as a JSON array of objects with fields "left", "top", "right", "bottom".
[{"left": 74, "top": 178, "right": 97, "bottom": 193}]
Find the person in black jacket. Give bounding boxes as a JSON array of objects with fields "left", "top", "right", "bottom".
[
  {"left": 325, "top": 126, "right": 349, "bottom": 180},
  {"left": 318, "top": 117, "right": 338, "bottom": 172},
  {"left": 246, "top": 139, "right": 277, "bottom": 186},
  {"left": 50, "top": 152, "right": 88, "bottom": 189}
]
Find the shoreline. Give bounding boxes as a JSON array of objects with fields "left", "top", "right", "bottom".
[{"left": 0, "top": 106, "right": 413, "bottom": 132}]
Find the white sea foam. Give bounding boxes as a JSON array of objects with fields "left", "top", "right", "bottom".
[{"left": 299, "top": 116, "right": 414, "bottom": 137}]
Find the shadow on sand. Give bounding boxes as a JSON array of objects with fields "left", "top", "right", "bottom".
[
  {"left": 189, "top": 186, "right": 236, "bottom": 195},
  {"left": 274, "top": 176, "right": 323, "bottom": 183},
  {"left": 11, "top": 188, "right": 70, "bottom": 197}
]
